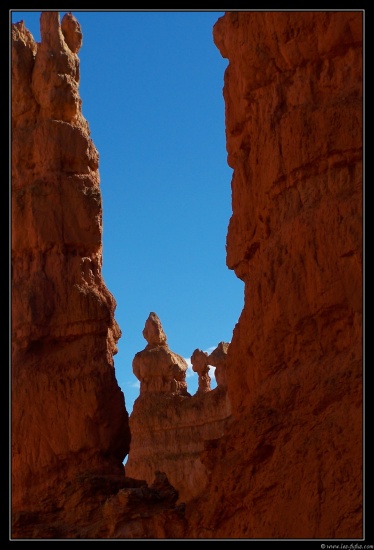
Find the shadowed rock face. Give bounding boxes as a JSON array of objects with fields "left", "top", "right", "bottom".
[{"left": 11, "top": 10, "right": 131, "bottom": 525}]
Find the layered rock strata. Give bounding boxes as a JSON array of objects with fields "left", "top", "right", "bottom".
[
  {"left": 11, "top": 8, "right": 129, "bottom": 523},
  {"left": 183, "top": 11, "right": 363, "bottom": 538},
  {"left": 126, "top": 313, "right": 232, "bottom": 503},
  {"left": 11, "top": 13, "right": 185, "bottom": 539}
]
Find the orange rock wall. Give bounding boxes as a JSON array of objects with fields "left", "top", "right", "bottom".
[
  {"left": 11, "top": 12, "right": 130, "bottom": 520},
  {"left": 183, "top": 11, "right": 363, "bottom": 538}
]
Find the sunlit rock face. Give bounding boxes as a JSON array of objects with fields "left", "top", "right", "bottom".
[
  {"left": 183, "top": 11, "right": 363, "bottom": 538},
  {"left": 11, "top": 11, "right": 131, "bottom": 534},
  {"left": 132, "top": 312, "right": 190, "bottom": 395},
  {"left": 126, "top": 313, "right": 232, "bottom": 503}
]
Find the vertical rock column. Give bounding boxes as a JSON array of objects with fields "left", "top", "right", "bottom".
[{"left": 11, "top": 12, "right": 130, "bottom": 513}]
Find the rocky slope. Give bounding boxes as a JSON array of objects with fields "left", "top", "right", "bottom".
[{"left": 11, "top": 11, "right": 363, "bottom": 539}]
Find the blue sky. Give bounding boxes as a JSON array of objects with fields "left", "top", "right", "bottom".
[{"left": 11, "top": 10, "right": 244, "bottom": 413}]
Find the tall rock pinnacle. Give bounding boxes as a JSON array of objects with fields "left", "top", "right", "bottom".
[{"left": 12, "top": 11, "right": 130, "bottom": 524}]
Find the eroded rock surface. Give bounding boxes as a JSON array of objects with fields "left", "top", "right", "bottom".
[
  {"left": 183, "top": 11, "right": 363, "bottom": 538},
  {"left": 11, "top": 13, "right": 185, "bottom": 539},
  {"left": 126, "top": 315, "right": 232, "bottom": 503},
  {"left": 191, "top": 349, "right": 211, "bottom": 393},
  {"left": 12, "top": 8, "right": 129, "bottom": 527},
  {"left": 132, "top": 312, "right": 190, "bottom": 395}
]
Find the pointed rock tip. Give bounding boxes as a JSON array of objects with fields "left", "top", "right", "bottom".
[{"left": 142, "top": 312, "right": 167, "bottom": 346}]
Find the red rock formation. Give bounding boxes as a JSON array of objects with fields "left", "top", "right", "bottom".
[
  {"left": 11, "top": 8, "right": 129, "bottom": 521},
  {"left": 11, "top": 13, "right": 186, "bottom": 539},
  {"left": 126, "top": 314, "right": 232, "bottom": 503},
  {"left": 132, "top": 312, "right": 190, "bottom": 395},
  {"left": 12, "top": 10, "right": 363, "bottom": 540},
  {"left": 183, "top": 11, "right": 363, "bottom": 538},
  {"left": 191, "top": 349, "right": 211, "bottom": 393}
]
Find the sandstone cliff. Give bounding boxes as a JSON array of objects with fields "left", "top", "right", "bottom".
[
  {"left": 11, "top": 13, "right": 186, "bottom": 539},
  {"left": 11, "top": 7, "right": 129, "bottom": 525},
  {"left": 11, "top": 10, "right": 363, "bottom": 540},
  {"left": 125, "top": 12, "right": 363, "bottom": 537},
  {"left": 183, "top": 11, "right": 363, "bottom": 538}
]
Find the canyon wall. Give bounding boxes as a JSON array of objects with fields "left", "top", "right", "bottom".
[
  {"left": 183, "top": 11, "right": 363, "bottom": 538},
  {"left": 11, "top": 10, "right": 363, "bottom": 540},
  {"left": 11, "top": 13, "right": 186, "bottom": 539},
  {"left": 11, "top": 8, "right": 129, "bottom": 523}
]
